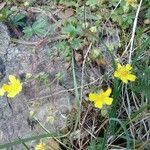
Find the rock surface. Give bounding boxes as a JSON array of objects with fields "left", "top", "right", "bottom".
[
  {"left": 0, "top": 23, "right": 75, "bottom": 148},
  {"left": 0, "top": 22, "right": 119, "bottom": 148},
  {"left": 0, "top": 23, "right": 10, "bottom": 57}
]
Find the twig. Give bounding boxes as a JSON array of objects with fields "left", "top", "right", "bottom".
[
  {"left": 122, "top": 0, "right": 143, "bottom": 63},
  {"left": 128, "top": 0, "right": 143, "bottom": 64},
  {"left": 80, "top": 43, "right": 92, "bottom": 103},
  {"left": 28, "top": 79, "right": 99, "bottom": 101}
]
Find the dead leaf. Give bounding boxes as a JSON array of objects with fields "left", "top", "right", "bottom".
[
  {"left": 57, "top": 8, "right": 74, "bottom": 20},
  {"left": 0, "top": 2, "right": 6, "bottom": 10},
  {"left": 65, "top": 62, "right": 71, "bottom": 70},
  {"left": 144, "top": 19, "right": 150, "bottom": 25},
  {"left": 47, "top": 139, "right": 60, "bottom": 150},
  {"left": 75, "top": 52, "right": 83, "bottom": 66},
  {"left": 96, "top": 58, "right": 107, "bottom": 75}
]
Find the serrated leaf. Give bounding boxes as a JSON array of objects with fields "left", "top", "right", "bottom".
[
  {"left": 34, "top": 28, "right": 46, "bottom": 37},
  {"left": 14, "top": 13, "right": 26, "bottom": 22},
  {"left": 70, "top": 38, "right": 82, "bottom": 50},
  {"left": 63, "top": 24, "right": 78, "bottom": 37},
  {"left": 57, "top": 41, "right": 72, "bottom": 60},
  {"left": 9, "top": 13, "right": 26, "bottom": 27},
  {"left": 32, "top": 19, "right": 47, "bottom": 30},
  {"left": 23, "top": 26, "right": 33, "bottom": 38},
  {"left": 32, "top": 18, "right": 48, "bottom": 37}
]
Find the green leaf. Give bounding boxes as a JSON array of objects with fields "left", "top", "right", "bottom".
[
  {"left": 87, "top": 137, "right": 103, "bottom": 150},
  {"left": 34, "top": 28, "right": 46, "bottom": 37},
  {"left": 63, "top": 23, "right": 79, "bottom": 37},
  {"left": 70, "top": 38, "right": 82, "bottom": 50},
  {"left": 86, "top": 0, "right": 100, "bottom": 7},
  {"left": 32, "top": 18, "right": 48, "bottom": 37},
  {"left": 57, "top": 41, "right": 72, "bottom": 60},
  {"left": 59, "top": 0, "right": 78, "bottom": 7},
  {"left": 15, "top": 21, "right": 26, "bottom": 27},
  {"left": 9, "top": 13, "right": 26, "bottom": 27},
  {"left": 23, "top": 26, "right": 33, "bottom": 38},
  {"left": 32, "top": 19, "right": 47, "bottom": 30},
  {"left": 14, "top": 13, "right": 26, "bottom": 23},
  {"left": 0, "top": 8, "right": 11, "bottom": 21},
  {"left": 146, "top": 8, "right": 150, "bottom": 18}
]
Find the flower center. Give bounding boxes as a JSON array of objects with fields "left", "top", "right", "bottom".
[{"left": 120, "top": 69, "right": 128, "bottom": 76}]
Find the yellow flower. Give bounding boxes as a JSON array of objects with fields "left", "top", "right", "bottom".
[
  {"left": 24, "top": 1, "right": 30, "bottom": 6},
  {"left": 46, "top": 116, "right": 54, "bottom": 124},
  {"left": 0, "top": 88, "right": 5, "bottom": 96},
  {"left": 89, "top": 88, "right": 113, "bottom": 109},
  {"left": 35, "top": 142, "right": 45, "bottom": 150},
  {"left": 2, "top": 75, "right": 22, "bottom": 98},
  {"left": 114, "top": 63, "right": 136, "bottom": 83},
  {"left": 126, "top": 0, "right": 137, "bottom": 7},
  {"left": 90, "top": 26, "right": 97, "bottom": 33}
]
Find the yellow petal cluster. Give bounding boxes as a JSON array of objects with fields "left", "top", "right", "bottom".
[
  {"left": 0, "top": 88, "right": 5, "bottom": 96},
  {"left": 0, "top": 75, "right": 22, "bottom": 98},
  {"left": 114, "top": 63, "right": 136, "bottom": 83},
  {"left": 126, "top": 0, "right": 137, "bottom": 7},
  {"left": 89, "top": 88, "right": 113, "bottom": 109},
  {"left": 35, "top": 142, "right": 45, "bottom": 150}
]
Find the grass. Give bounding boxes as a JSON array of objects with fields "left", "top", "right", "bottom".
[{"left": 0, "top": 0, "right": 149, "bottom": 149}]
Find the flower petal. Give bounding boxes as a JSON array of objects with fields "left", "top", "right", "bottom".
[
  {"left": 94, "top": 100, "right": 103, "bottom": 109},
  {"left": 125, "top": 64, "right": 132, "bottom": 71},
  {"left": 89, "top": 93, "right": 98, "bottom": 101},
  {"left": 0, "top": 88, "right": 5, "bottom": 96},
  {"left": 2, "top": 84, "right": 11, "bottom": 92},
  {"left": 114, "top": 71, "right": 120, "bottom": 77},
  {"left": 104, "top": 88, "right": 112, "bottom": 97},
  {"left": 104, "top": 97, "right": 113, "bottom": 105},
  {"left": 7, "top": 92, "right": 16, "bottom": 98},
  {"left": 117, "top": 63, "right": 122, "bottom": 69},
  {"left": 127, "top": 74, "right": 136, "bottom": 81},
  {"left": 9, "top": 75, "right": 16, "bottom": 83},
  {"left": 35, "top": 143, "right": 45, "bottom": 150},
  {"left": 121, "top": 78, "right": 128, "bottom": 83}
]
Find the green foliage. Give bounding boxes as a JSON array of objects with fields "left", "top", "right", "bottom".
[
  {"left": 37, "top": 72, "right": 49, "bottom": 85},
  {"left": 62, "top": 23, "right": 80, "bottom": 38},
  {"left": 90, "top": 48, "right": 102, "bottom": 60},
  {"left": 0, "top": 8, "right": 11, "bottom": 22},
  {"left": 86, "top": 0, "right": 101, "bottom": 8},
  {"left": 146, "top": 8, "right": 150, "bottom": 18},
  {"left": 9, "top": 13, "right": 26, "bottom": 28},
  {"left": 133, "top": 67, "right": 150, "bottom": 98},
  {"left": 0, "top": 8, "right": 26, "bottom": 28},
  {"left": 60, "top": 1, "right": 77, "bottom": 7},
  {"left": 56, "top": 71, "right": 66, "bottom": 82},
  {"left": 70, "top": 38, "right": 82, "bottom": 50},
  {"left": 56, "top": 38, "right": 82, "bottom": 60},
  {"left": 23, "top": 18, "right": 48, "bottom": 38},
  {"left": 87, "top": 138, "right": 103, "bottom": 150},
  {"left": 57, "top": 0, "right": 78, "bottom": 7},
  {"left": 23, "top": 26, "right": 33, "bottom": 37},
  {"left": 132, "top": 37, "right": 150, "bottom": 98},
  {"left": 56, "top": 23, "right": 84, "bottom": 60},
  {"left": 111, "top": 7, "right": 134, "bottom": 29},
  {"left": 0, "top": 0, "right": 149, "bottom": 149},
  {"left": 109, "top": 0, "right": 121, "bottom": 7},
  {"left": 57, "top": 41, "right": 72, "bottom": 60}
]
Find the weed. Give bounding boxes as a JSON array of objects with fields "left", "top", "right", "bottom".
[{"left": 0, "top": 0, "right": 149, "bottom": 149}]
